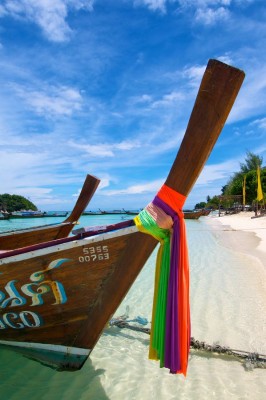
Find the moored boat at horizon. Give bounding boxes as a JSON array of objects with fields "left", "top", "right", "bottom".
[
  {"left": 82, "top": 210, "right": 103, "bottom": 216},
  {"left": 123, "top": 209, "right": 141, "bottom": 215},
  {"left": 9, "top": 210, "right": 45, "bottom": 218},
  {"left": 0, "top": 212, "right": 10, "bottom": 220},
  {"left": 99, "top": 209, "right": 126, "bottom": 215},
  {"left": 184, "top": 210, "right": 203, "bottom": 219},
  {"left": 0, "top": 60, "right": 245, "bottom": 373},
  {"left": 43, "top": 211, "right": 69, "bottom": 218}
]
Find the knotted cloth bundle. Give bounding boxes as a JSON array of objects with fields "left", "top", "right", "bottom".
[{"left": 134, "top": 184, "right": 190, "bottom": 376}]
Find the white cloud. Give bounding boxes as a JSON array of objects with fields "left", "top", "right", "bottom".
[
  {"left": 130, "top": 94, "right": 153, "bottom": 105},
  {"left": 151, "top": 91, "right": 184, "bottom": 108},
  {"left": 251, "top": 118, "right": 266, "bottom": 130},
  {"left": 10, "top": 83, "right": 82, "bottom": 117},
  {"left": 185, "top": 158, "right": 239, "bottom": 207},
  {"left": 195, "top": 160, "right": 238, "bottom": 186},
  {"left": 69, "top": 142, "right": 114, "bottom": 157},
  {"left": 0, "top": 0, "right": 94, "bottom": 42},
  {"left": 227, "top": 64, "right": 266, "bottom": 123},
  {"left": 216, "top": 54, "right": 234, "bottom": 66},
  {"left": 178, "top": 0, "right": 232, "bottom": 6},
  {"left": 195, "top": 6, "right": 230, "bottom": 25},
  {"left": 68, "top": 140, "right": 141, "bottom": 158},
  {"left": 73, "top": 175, "right": 111, "bottom": 199},
  {"left": 133, "top": 0, "right": 168, "bottom": 13},
  {"left": 103, "top": 178, "right": 164, "bottom": 195},
  {"left": 183, "top": 65, "right": 206, "bottom": 88}
]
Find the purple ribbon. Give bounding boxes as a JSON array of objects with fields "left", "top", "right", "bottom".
[{"left": 153, "top": 196, "right": 181, "bottom": 372}]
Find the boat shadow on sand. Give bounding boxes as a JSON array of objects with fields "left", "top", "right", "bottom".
[{"left": 0, "top": 349, "right": 109, "bottom": 400}]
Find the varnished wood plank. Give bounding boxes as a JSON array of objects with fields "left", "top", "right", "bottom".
[{"left": 166, "top": 59, "right": 245, "bottom": 195}]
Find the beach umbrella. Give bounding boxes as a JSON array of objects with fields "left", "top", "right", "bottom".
[{"left": 257, "top": 167, "right": 263, "bottom": 201}]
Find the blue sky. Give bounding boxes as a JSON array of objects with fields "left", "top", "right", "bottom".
[{"left": 0, "top": 0, "right": 265, "bottom": 211}]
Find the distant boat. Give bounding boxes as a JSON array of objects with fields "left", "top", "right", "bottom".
[
  {"left": 184, "top": 210, "right": 203, "bottom": 219},
  {"left": 9, "top": 210, "right": 45, "bottom": 218},
  {"left": 0, "top": 60, "right": 244, "bottom": 372},
  {"left": 83, "top": 209, "right": 126, "bottom": 216},
  {"left": 82, "top": 210, "right": 103, "bottom": 216},
  {"left": 0, "top": 174, "right": 100, "bottom": 251},
  {"left": 99, "top": 209, "right": 126, "bottom": 215},
  {"left": 0, "top": 212, "right": 10, "bottom": 220},
  {"left": 43, "top": 211, "right": 69, "bottom": 218},
  {"left": 201, "top": 209, "right": 212, "bottom": 216},
  {"left": 123, "top": 209, "right": 141, "bottom": 215}
]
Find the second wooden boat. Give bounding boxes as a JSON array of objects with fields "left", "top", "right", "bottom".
[
  {"left": 184, "top": 210, "right": 203, "bottom": 219},
  {"left": 0, "top": 174, "right": 100, "bottom": 251}
]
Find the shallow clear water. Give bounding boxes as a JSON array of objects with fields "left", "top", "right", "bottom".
[{"left": 0, "top": 216, "right": 265, "bottom": 399}]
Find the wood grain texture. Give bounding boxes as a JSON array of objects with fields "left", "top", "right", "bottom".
[{"left": 166, "top": 59, "right": 245, "bottom": 195}]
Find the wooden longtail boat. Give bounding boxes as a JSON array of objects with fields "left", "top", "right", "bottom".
[
  {"left": 0, "top": 174, "right": 100, "bottom": 251},
  {"left": 184, "top": 210, "right": 203, "bottom": 219},
  {"left": 0, "top": 60, "right": 245, "bottom": 371},
  {"left": 201, "top": 209, "right": 212, "bottom": 216}
]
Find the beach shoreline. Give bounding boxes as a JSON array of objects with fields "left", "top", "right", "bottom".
[{"left": 204, "top": 211, "right": 266, "bottom": 270}]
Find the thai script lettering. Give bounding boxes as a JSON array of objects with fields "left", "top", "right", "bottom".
[
  {"left": 0, "top": 311, "right": 42, "bottom": 329},
  {"left": 79, "top": 245, "right": 109, "bottom": 263},
  {"left": 0, "top": 258, "right": 70, "bottom": 309}
]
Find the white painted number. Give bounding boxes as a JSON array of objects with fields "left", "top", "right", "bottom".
[{"left": 79, "top": 246, "right": 110, "bottom": 263}]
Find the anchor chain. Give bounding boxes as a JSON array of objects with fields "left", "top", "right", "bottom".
[{"left": 109, "top": 316, "right": 266, "bottom": 370}]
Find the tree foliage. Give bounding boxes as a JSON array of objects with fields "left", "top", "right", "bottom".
[
  {"left": 224, "top": 152, "right": 265, "bottom": 204},
  {"left": 0, "top": 194, "right": 37, "bottom": 213},
  {"left": 240, "top": 151, "right": 263, "bottom": 173},
  {"left": 206, "top": 195, "right": 220, "bottom": 209},
  {"left": 195, "top": 201, "right": 206, "bottom": 209},
  {"left": 193, "top": 151, "right": 265, "bottom": 209}
]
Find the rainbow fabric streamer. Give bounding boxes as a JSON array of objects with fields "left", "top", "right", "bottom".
[{"left": 134, "top": 184, "right": 190, "bottom": 376}]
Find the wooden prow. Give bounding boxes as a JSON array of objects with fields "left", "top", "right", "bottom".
[
  {"left": 74, "top": 60, "right": 245, "bottom": 355},
  {"left": 54, "top": 174, "right": 100, "bottom": 239},
  {"left": 65, "top": 174, "right": 100, "bottom": 223},
  {"left": 165, "top": 59, "right": 245, "bottom": 196}
]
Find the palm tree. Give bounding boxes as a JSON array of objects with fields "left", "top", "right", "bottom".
[{"left": 240, "top": 151, "right": 263, "bottom": 173}]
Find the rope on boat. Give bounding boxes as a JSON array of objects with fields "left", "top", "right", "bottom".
[{"left": 109, "top": 316, "right": 266, "bottom": 370}]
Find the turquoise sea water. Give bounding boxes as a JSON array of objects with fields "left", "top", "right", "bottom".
[{"left": 0, "top": 215, "right": 265, "bottom": 399}]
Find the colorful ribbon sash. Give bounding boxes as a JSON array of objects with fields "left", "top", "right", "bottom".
[{"left": 134, "top": 184, "right": 190, "bottom": 376}]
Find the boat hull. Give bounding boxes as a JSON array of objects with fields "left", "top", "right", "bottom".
[
  {"left": 0, "top": 223, "right": 72, "bottom": 250},
  {"left": 0, "top": 340, "right": 90, "bottom": 371},
  {"left": 0, "top": 226, "right": 156, "bottom": 370},
  {"left": 184, "top": 210, "right": 203, "bottom": 219}
]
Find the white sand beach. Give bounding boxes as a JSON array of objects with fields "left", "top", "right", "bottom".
[{"left": 206, "top": 211, "right": 266, "bottom": 269}]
